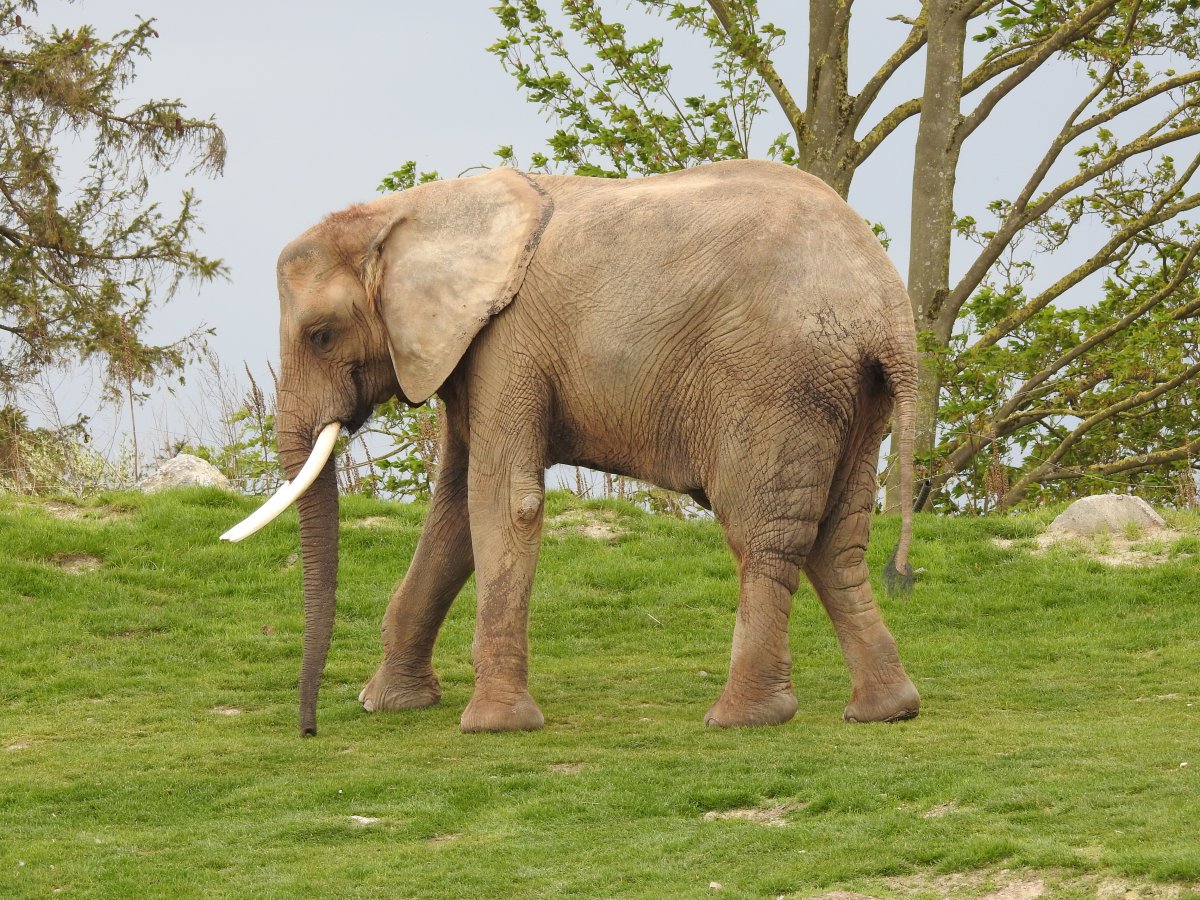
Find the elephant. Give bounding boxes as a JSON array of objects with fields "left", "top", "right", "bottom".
[{"left": 222, "top": 159, "right": 919, "bottom": 736}]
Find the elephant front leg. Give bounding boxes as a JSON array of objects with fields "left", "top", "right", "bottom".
[
  {"left": 360, "top": 424, "right": 472, "bottom": 713},
  {"left": 460, "top": 463, "right": 547, "bottom": 733}
]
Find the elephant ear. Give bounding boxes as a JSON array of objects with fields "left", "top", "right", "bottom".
[{"left": 364, "top": 168, "right": 552, "bottom": 404}]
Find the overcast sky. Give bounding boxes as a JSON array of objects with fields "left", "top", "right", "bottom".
[{"left": 31, "top": 1, "right": 1084, "bottom": 452}]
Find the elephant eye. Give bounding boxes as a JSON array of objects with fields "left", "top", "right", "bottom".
[{"left": 310, "top": 328, "right": 333, "bottom": 351}]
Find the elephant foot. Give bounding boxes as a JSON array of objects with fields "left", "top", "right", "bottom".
[
  {"left": 843, "top": 678, "right": 920, "bottom": 723},
  {"left": 461, "top": 688, "right": 544, "bottom": 733},
  {"left": 704, "top": 685, "right": 798, "bottom": 728},
  {"left": 358, "top": 664, "right": 442, "bottom": 712}
]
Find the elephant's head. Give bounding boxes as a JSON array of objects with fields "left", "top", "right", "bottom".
[{"left": 221, "top": 168, "right": 551, "bottom": 735}]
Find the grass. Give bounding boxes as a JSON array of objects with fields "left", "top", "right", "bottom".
[{"left": 1, "top": 489, "right": 1199, "bottom": 899}]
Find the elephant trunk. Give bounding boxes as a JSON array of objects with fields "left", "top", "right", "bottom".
[
  {"left": 221, "top": 417, "right": 342, "bottom": 734},
  {"left": 294, "top": 454, "right": 339, "bottom": 736}
]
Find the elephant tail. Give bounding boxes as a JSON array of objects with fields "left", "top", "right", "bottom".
[{"left": 882, "top": 352, "right": 916, "bottom": 597}]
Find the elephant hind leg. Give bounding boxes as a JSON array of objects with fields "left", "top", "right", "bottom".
[
  {"left": 705, "top": 517, "right": 817, "bottom": 729},
  {"left": 704, "top": 564, "right": 802, "bottom": 728},
  {"left": 805, "top": 436, "right": 919, "bottom": 724}
]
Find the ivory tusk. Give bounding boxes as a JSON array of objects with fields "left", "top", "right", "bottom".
[{"left": 219, "top": 422, "right": 342, "bottom": 543}]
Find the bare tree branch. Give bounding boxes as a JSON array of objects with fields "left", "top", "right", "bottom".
[
  {"left": 1002, "top": 240, "right": 1200, "bottom": 411},
  {"left": 1051, "top": 437, "right": 1200, "bottom": 481},
  {"left": 944, "top": 113, "right": 1200, "bottom": 332},
  {"left": 851, "top": 12, "right": 927, "bottom": 131},
  {"left": 957, "top": 0, "right": 1122, "bottom": 144},
  {"left": 706, "top": 0, "right": 804, "bottom": 136},
  {"left": 962, "top": 176, "right": 1200, "bottom": 360},
  {"left": 1001, "top": 361, "right": 1200, "bottom": 507}
]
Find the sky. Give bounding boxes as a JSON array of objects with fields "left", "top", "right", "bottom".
[
  {"left": 37, "top": 1, "right": 557, "bottom": 447},
  {"left": 27, "top": 0, "right": 1088, "bottom": 456}
]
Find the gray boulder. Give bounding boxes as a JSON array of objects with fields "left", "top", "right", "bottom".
[
  {"left": 1048, "top": 494, "right": 1166, "bottom": 536},
  {"left": 139, "top": 454, "right": 231, "bottom": 493}
]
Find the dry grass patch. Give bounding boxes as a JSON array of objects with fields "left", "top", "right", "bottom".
[
  {"left": 813, "top": 868, "right": 1200, "bottom": 900},
  {"left": 38, "top": 500, "right": 85, "bottom": 520},
  {"left": 922, "top": 800, "right": 961, "bottom": 819},
  {"left": 49, "top": 552, "right": 102, "bottom": 574},
  {"left": 545, "top": 507, "right": 627, "bottom": 541},
  {"left": 346, "top": 515, "right": 398, "bottom": 529},
  {"left": 702, "top": 801, "right": 806, "bottom": 827},
  {"left": 23, "top": 500, "right": 131, "bottom": 522},
  {"left": 992, "top": 529, "right": 1191, "bottom": 567}
]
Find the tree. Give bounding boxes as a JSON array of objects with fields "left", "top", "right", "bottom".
[
  {"left": 0, "top": 2, "right": 226, "bottom": 439},
  {"left": 489, "top": 0, "right": 1200, "bottom": 509}
]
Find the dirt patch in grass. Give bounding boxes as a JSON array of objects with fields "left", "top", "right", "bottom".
[
  {"left": 546, "top": 508, "right": 627, "bottom": 541},
  {"left": 347, "top": 516, "right": 397, "bottom": 529},
  {"left": 5, "top": 740, "right": 31, "bottom": 752},
  {"left": 702, "top": 801, "right": 806, "bottom": 827},
  {"left": 921, "top": 800, "right": 961, "bottom": 818},
  {"left": 40, "top": 501, "right": 85, "bottom": 520},
  {"left": 549, "top": 762, "right": 584, "bottom": 775},
  {"left": 982, "top": 878, "right": 1045, "bottom": 900},
  {"left": 992, "top": 529, "right": 1190, "bottom": 567},
  {"left": 1092, "top": 876, "right": 1196, "bottom": 898},
  {"left": 210, "top": 706, "right": 242, "bottom": 716},
  {"left": 50, "top": 552, "right": 102, "bottom": 574},
  {"left": 24, "top": 501, "right": 131, "bottom": 523},
  {"left": 810, "top": 868, "right": 1200, "bottom": 899}
]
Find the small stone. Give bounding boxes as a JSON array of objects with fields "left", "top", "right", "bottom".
[
  {"left": 709, "top": 883, "right": 722, "bottom": 890},
  {"left": 139, "top": 454, "right": 231, "bottom": 493}
]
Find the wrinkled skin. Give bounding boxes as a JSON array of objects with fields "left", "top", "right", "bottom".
[{"left": 272, "top": 160, "right": 919, "bottom": 735}]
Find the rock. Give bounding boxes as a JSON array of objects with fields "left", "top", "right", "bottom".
[
  {"left": 139, "top": 454, "right": 231, "bottom": 493},
  {"left": 1047, "top": 494, "right": 1166, "bottom": 536}
]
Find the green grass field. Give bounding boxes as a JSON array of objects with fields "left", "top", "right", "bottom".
[{"left": 2, "top": 489, "right": 1198, "bottom": 898}]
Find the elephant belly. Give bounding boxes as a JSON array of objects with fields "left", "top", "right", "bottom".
[{"left": 548, "top": 395, "right": 707, "bottom": 500}]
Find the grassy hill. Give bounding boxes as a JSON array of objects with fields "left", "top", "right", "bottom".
[{"left": 1, "top": 489, "right": 1198, "bottom": 899}]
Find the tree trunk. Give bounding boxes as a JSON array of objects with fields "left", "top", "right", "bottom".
[
  {"left": 891, "top": 0, "right": 968, "bottom": 511},
  {"left": 801, "top": 0, "right": 855, "bottom": 197}
]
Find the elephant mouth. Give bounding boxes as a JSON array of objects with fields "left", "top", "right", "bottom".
[
  {"left": 344, "top": 365, "right": 379, "bottom": 435},
  {"left": 344, "top": 402, "right": 374, "bottom": 436}
]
